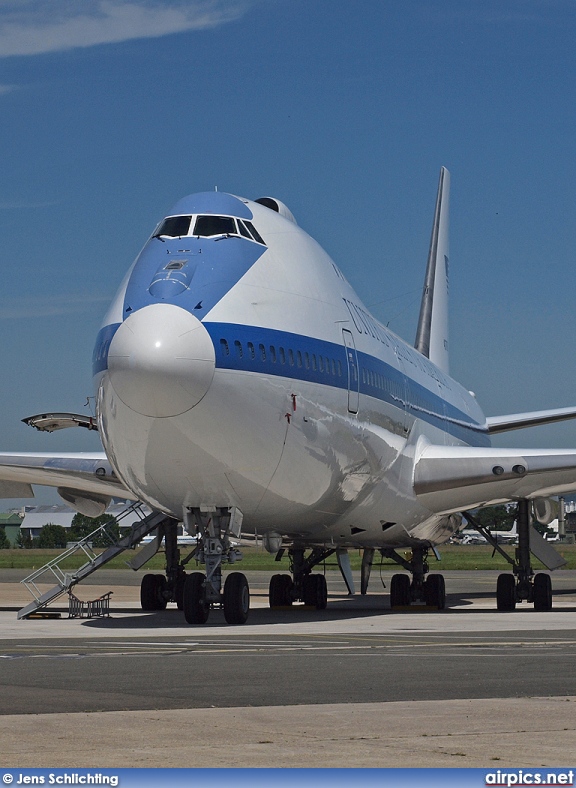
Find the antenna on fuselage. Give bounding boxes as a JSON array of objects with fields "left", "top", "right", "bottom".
[{"left": 414, "top": 166, "right": 450, "bottom": 374}]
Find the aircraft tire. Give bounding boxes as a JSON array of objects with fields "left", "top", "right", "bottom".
[
  {"left": 175, "top": 573, "right": 187, "bottom": 610},
  {"left": 154, "top": 575, "right": 168, "bottom": 610},
  {"left": 424, "top": 574, "right": 446, "bottom": 609},
  {"left": 223, "top": 572, "right": 250, "bottom": 625},
  {"left": 314, "top": 574, "right": 328, "bottom": 609},
  {"left": 302, "top": 574, "right": 328, "bottom": 609},
  {"left": 269, "top": 574, "right": 293, "bottom": 607},
  {"left": 183, "top": 572, "right": 210, "bottom": 624},
  {"left": 140, "top": 573, "right": 165, "bottom": 611},
  {"left": 496, "top": 573, "right": 516, "bottom": 611},
  {"left": 390, "top": 573, "right": 411, "bottom": 607},
  {"left": 302, "top": 575, "right": 314, "bottom": 606},
  {"left": 533, "top": 572, "right": 552, "bottom": 611}
]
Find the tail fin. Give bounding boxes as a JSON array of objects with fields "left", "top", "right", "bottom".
[{"left": 414, "top": 167, "right": 450, "bottom": 373}]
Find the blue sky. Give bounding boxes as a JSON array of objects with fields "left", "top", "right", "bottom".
[{"left": 1, "top": 0, "right": 576, "bottom": 506}]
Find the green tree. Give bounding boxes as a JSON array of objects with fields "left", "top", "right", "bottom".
[
  {"left": 70, "top": 513, "right": 119, "bottom": 548},
  {"left": 15, "top": 530, "right": 34, "bottom": 549},
  {"left": 473, "top": 503, "right": 552, "bottom": 537},
  {"left": 0, "top": 528, "right": 10, "bottom": 549},
  {"left": 37, "top": 523, "right": 68, "bottom": 549},
  {"left": 472, "top": 504, "right": 515, "bottom": 531}
]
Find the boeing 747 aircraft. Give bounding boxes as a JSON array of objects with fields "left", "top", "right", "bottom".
[{"left": 7, "top": 169, "right": 576, "bottom": 623}]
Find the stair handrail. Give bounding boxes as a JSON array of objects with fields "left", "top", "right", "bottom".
[{"left": 20, "top": 502, "right": 148, "bottom": 602}]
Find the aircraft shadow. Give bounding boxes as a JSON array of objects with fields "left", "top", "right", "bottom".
[{"left": 80, "top": 591, "right": 576, "bottom": 629}]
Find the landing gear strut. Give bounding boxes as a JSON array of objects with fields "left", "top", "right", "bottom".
[
  {"left": 139, "top": 518, "right": 186, "bottom": 611},
  {"left": 496, "top": 499, "right": 552, "bottom": 611},
  {"left": 465, "top": 500, "right": 553, "bottom": 611},
  {"left": 269, "top": 547, "right": 332, "bottom": 610},
  {"left": 380, "top": 546, "right": 446, "bottom": 609},
  {"left": 182, "top": 506, "right": 248, "bottom": 625}
]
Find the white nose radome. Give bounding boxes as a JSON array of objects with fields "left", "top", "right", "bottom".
[{"left": 107, "top": 304, "right": 215, "bottom": 417}]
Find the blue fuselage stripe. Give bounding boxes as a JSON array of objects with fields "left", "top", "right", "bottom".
[
  {"left": 92, "top": 318, "right": 489, "bottom": 446},
  {"left": 93, "top": 323, "right": 121, "bottom": 375},
  {"left": 205, "top": 322, "right": 490, "bottom": 446}
]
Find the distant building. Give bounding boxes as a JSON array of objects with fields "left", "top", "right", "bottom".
[
  {"left": 18, "top": 502, "right": 152, "bottom": 543},
  {"left": 20, "top": 505, "right": 76, "bottom": 540}
]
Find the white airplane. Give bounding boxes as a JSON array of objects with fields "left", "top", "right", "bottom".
[
  {"left": 6, "top": 168, "right": 576, "bottom": 623},
  {"left": 458, "top": 523, "right": 517, "bottom": 545}
]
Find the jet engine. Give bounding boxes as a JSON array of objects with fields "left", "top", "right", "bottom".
[{"left": 533, "top": 497, "right": 559, "bottom": 526}]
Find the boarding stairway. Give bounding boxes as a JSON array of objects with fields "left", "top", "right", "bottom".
[{"left": 17, "top": 503, "right": 173, "bottom": 619}]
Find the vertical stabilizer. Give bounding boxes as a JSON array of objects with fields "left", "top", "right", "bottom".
[{"left": 414, "top": 167, "right": 450, "bottom": 373}]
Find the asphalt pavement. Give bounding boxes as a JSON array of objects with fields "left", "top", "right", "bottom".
[{"left": 1, "top": 570, "right": 576, "bottom": 768}]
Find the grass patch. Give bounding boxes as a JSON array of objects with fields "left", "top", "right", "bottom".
[{"left": 1, "top": 543, "right": 576, "bottom": 571}]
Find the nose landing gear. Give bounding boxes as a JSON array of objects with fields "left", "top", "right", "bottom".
[
  {"left": 138, "top": 507, "right": 249, "bottom": 624},
  {"left": 182, "top": 506, "right": 249, "bottom": 625}
]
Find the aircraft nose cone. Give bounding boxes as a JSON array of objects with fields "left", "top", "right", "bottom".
[{"left": 107, "top": 304, "right": 215, "bottom": 417}]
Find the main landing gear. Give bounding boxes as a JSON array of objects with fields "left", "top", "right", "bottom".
[
  {"left": 496, "top": 499, "right": 552, "bottom": 611},
  {"left": 379, "top": 546, "right": 446, "bottom": 610},
  {"left": 465, "top": 500, "right": 553, "bottom": 612},
  {"left": 182, "top": 506, "right": 249, "bottom": 625},
  {"left": 269, "top": 547, "right": 333, "bottom": 610},
  {"left": 139, "top": 518, "right": 187, "bottom": 611}
]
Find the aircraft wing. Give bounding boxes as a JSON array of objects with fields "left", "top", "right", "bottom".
[
  {"left": 414, "top": 442, "right": 576, "bottom": 514},
  {"left": 486, "top": 405, "right": 576, "bottom": 434},
  {"left": 0, "top": 452, "right": 135, "bottom": 501}
]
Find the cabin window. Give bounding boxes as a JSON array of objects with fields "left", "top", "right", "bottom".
[
  {"left": 296, "top": 351, "right": 303, "bottom": 368},
  {"left": 234, "top": 340, "right": 243, "bottom": 358},
  {"left": 193, "top": 215, "right": 236, "bottom": 237},
  {"left": 270, "top": 346, "right": 277, "bottom": 363},
  {"left": 311, "top": 354, "right": 317, "bottom": 371},
  {"left": 304, "top": 352, "right": 310, "bottom": 369},
  {"left": 247, "top": 342, "right": 255, "bottom": 359},
  {"left": 337, "top": 360, "right": 342, "bottom": 377},
  {"left": 259, "top": 343, "right": 266, "bottom": 361},
  {"left": 220, "top": 339, "right": 229, "bottom": 356},
  {"left": 288, "top": 349, "right": 294, "bottom": 366}
]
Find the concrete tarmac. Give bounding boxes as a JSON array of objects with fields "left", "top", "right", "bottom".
[{"left": 1, "top": 570, "right": 576, "bottom": 768}]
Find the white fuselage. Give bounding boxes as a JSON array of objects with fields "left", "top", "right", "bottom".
[{"left": 94, "top": 193, "right": 489, "bottom": 549}]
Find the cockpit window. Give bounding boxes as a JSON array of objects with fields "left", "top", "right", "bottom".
[
  {"left": 155, "top": 215, "right": 192, "bottom": 238},
  {"left": 193, "top": 215, "right": 236, "bottom": 237},
  {"left": 237, "top": 220, "right": 252, "bottom": 240},
  {"left": 153, "top": 212, "right": 266, "bottom": 245},
  {"left": 243, "top": 220, "right": 265, "bottom": 245}
]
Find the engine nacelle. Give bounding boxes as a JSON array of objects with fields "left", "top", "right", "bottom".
[
  {"left": 532, "top": 497, "right": 558, "bottom": 526},
  {"left": 262, "top": 531, "right": 283, "bottom": 554},
  {"left": 57, "top": 487, "right": 111, "bottom": 518}
]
